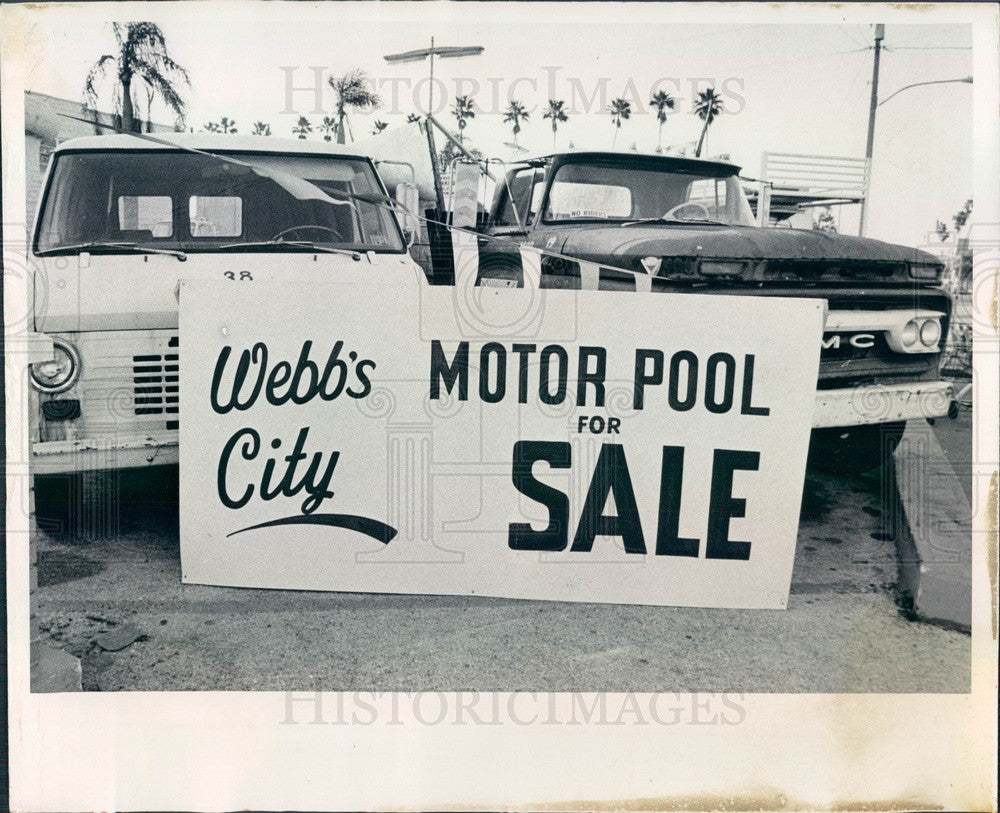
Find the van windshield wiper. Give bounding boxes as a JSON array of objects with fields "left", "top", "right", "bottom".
[
  {"left": 36, "top": 241, "right": 187, "bottom": 260},
  {"left": 216, "top": 239, "right": 361, "bottom": 258}
]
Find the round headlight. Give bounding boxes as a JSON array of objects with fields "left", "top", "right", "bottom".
[
  {"left": 919, "top": 318, "right": 942, "bottom": 348},
  {"left": 29, "top": 339, "right": 80, "bottom": 393},
  {"left": 901, "top": 320, "right": 919, "bottom": 348}
]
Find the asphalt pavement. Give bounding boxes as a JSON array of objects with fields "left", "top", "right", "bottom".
[
  {"left": 31, "top": 453, "right": 971, "bottom": 693},
  {"left": 930, "top": 405, "right": 973, "bottom": 505}
]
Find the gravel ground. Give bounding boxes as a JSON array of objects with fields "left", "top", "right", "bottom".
[{"left": 31, "top": 457, "right": 970, "bottom": 693}]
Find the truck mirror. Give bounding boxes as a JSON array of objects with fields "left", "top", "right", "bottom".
[{"left": 394, "top": 183, "right": 420, "bottom": 244}]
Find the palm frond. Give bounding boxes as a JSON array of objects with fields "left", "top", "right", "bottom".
[
  {"left": 693, "top": 88, "right": 724, "bottom": 122},
  {"left": 131, "top": 57, "right": 187, "bottom": 117},
  {"left": 83, "top": 54, "right": 117, "bottom": 106},
  {"left": 649, "top": 90, "right": 675, "bottom": 124},
  {"left": 86, "top": 22, "right": 189, "bottom": 127},
  {"left": 328, "top": 69, "right": 382, "bottom": 114},
  {"left": 543, "top": 99, "right": 569, "bottom": 124}
]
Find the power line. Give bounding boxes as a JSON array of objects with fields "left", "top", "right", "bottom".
[
  {"left": 738, "top": 46, "right": 869, "bottom": 73},
  {"left": 885, "top": 46, "right": 972, "bottom": 51},
  {"left": 656, "top": 23, "right": 767, "bottom": 48},
  {"left": 882, "top": 23, "right": 969, "bottom": 48},
  {"left": 838, "top": 25, "right": 873, "bottom": 49},
  {"left": 834, "top": 49, "right": 869, "bottom": 116}
]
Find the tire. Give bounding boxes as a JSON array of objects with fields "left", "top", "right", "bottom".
[
  {"left": 33, "top": 471, "right": 121, "bottom": 540},
  {"left": 808, "top": 421, "right": 906, "bottom": 475}
]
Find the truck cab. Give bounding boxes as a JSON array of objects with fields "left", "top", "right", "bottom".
[
  {"left": 28, "top": 133, "right": 423, "bottom": 474},
  {"left": 477, "top": 151, "right": 953, "bottom": 470}
]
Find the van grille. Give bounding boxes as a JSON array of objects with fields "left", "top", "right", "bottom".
[{"left": 132, "top": 353, "right": 179, "bottom": 415}]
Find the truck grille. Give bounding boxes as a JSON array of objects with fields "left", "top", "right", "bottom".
[
  {"left": 765, "top": 259, "right": 907, "bottom": 282},
  {"left": 132, "top": 353, "right": 179, "bottom": 415}
]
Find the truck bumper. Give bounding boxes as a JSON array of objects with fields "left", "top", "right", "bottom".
[
  {"left": 31, "top": 433, "right": 178, "bottom": 475},
  {"left": 29, "top": 383, "right": 952, "bottom": 473},
  {"left": 812, "top": 381, "right": 953, "bottom": 429}
]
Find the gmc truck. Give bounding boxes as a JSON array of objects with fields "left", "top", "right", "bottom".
[{"left": 469, "top": 150, "right": 952, "bottom": 472}]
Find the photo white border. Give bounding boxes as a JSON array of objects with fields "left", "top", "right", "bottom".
[{"left": 4, "top": 3, "right": 997, "bottom": 810}]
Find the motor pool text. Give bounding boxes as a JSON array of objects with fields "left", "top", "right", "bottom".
[{"left": 208, "top": 339, "right": 769, "bottom": 560}]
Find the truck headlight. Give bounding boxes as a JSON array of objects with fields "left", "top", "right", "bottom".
[
  {"left": 29, "top": 338, "right": 81, "bottom": 394},
  {"left": 919, "top": 317, "right": 942, "bottom": 348},
  {"left": 910, "top": 262, "right": 943, "bottom": 280},
  {"left": 901, "top": 320, "right": 919, "bottom": 348}
]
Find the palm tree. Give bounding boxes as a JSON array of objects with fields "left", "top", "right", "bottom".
[
  {"left": 542, "top": 99, "right": 568, "bottom": 150},
  {"left": 451, "top": 95, "right": 476, "bottom": 144},
  {"left": 328, "top": 69, "right": 381, "bottom": 144},
  {"left": 84, "top": 22, "right": 190, "bottom": 133},
  {"left": 139, "top": 83, "right": 155, "bottom": 132},
  {"left": 292, "top": 116, "right": 313, "bottom": 139},
  {"left": 319, "top": 116, "right": 338, "bottom": 142},
  {"left": 693, "top": 88, "right": 724, "bottom": 158},
  {"left": 502, "top": 100, "right": 530, "bottom": 145},
  {"left": 372, "top": 120, "right": 389, "bottom": 135},
  {"left": 607, "top": 98, "right": 632, "bottom": 148},
  {"left": 218, "top": 116, "right": 237, "bottom": 134},
  {"left": 202, "top": 121, "right": 221, "bottom": 133},
  {"left": 648, "top": 90, "right": 675, "bottom": 153},
  {"left": 250, "top": 121, "right": 271, "bottom": 136}
]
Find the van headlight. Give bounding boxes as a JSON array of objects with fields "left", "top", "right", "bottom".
[{"left": 29, "top": 338, "right": 81, "bottom": 393}]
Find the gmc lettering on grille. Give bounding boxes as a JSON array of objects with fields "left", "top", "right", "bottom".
[{"left": 821, "top": 333, "right": 876, "bottom": 350}]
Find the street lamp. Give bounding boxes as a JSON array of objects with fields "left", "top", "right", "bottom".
[
  {"left": 860, "top": 60, "right": 973, "bottom": 235},
  {"left": 383, "top": 38, "right": 484, "bottom": 213},
  {"left": 878, "top": 76, "right": 973, "bottom": 107},
  {"left": 383, "top": 39, "right": 484, "bottom": 117}
]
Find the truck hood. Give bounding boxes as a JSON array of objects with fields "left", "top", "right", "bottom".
[{"left": 555, "top": 224, "right": 936, "bottom": 266}]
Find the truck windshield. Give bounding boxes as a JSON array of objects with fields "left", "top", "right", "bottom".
[
  {"left": 542, "top": 161, "right": 754, "bottom": 226},
  {"left": 35, "top": 150, "right": 405, "bottom": 254}
]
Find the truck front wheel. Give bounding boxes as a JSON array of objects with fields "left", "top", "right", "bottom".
[{"left": 808, "top": 421, "right": 906, "bottom": 475}]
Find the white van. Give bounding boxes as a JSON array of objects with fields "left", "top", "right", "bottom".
[{"left": 28, "top": 134, "right": 424, "bottom": 474}]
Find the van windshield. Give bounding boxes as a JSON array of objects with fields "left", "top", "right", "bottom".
[{"left": 35, "top": 150, "right": 405, "bottom": 254}]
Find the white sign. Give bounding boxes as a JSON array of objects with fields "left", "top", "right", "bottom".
[{"left": 180, "top": 280, "right": 824, "bottom": 608}]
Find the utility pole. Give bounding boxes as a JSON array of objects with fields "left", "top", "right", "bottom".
[
  {"left": 859, "top": 23, "right": 884, "bottom": 236},
  {"left": 383, "top": 38, "right": 484, "bottom": 217},
  {"left": 425, "top": 37, "right": 447, "bottom": 215}
]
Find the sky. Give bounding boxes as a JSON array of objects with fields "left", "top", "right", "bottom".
[{"left": 21, "top": 8, "right": 974, "bottom": 248}]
